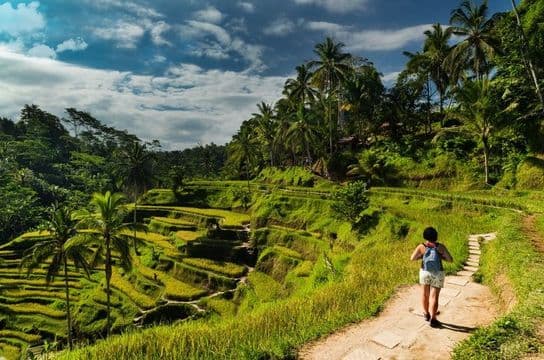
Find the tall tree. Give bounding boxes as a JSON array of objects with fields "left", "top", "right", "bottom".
[
  {"left": 309, "top": 37, "right": 353, "bottom": 155},
  {"left": 284, "top": 64, "right": 318, "bottom": 106},
  {"left": 449, "top": 0, "right": 501, "bottom": 80},
  {"left": 117, "top": 142, "right": 154, "bottom": 254},
  {"left": 423, "top": 23, "right": 453, "bottom": 116},
  {"left": 444, "top": 79, "right": 502, "bottom": 184},
  {"left": 21, "top": 206, "right": 90, "bottom": 350},
  {"left": 286, "top": 106, "right": 319, "bottom": 165},
  {"left": 252, "top": 102, "right": 277, "bottom": 167},
  {"left": 75, "top": 192, "right": 133, "bottom": 336},
  {"left": 510, "top": 0, "right": 544, "bottom": 109},
  {"left": 228, "top": 125, "right": 258, "bottom": 189}
]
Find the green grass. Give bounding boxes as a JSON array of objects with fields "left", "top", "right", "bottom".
[
  {"left": 181, "top": 258, "right": 246, "bottom": 278},
  {"left": 57, "top": 194, "right": 488, "bottom": 360},
  {"left": 0, "top": 330, "right": 41, "bottom": 344},
  {"left": 124, "top": 230, "right": 180, "bottom": 258},
  {"left": 452, "top": 213, "right": 544, "bottom": 359},
  {"left": 2, "top": 302, "right": 65, "bottom": 319},
  {"left": 111, "top": 269, "right": 157, "bottom": 310},
  {"left": 135, "top": 258, "right": 207, "bottom": 301}
]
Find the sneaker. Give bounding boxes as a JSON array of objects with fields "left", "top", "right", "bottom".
[
  {"left": 424, "top": 312, "right": 431, "bottom": 321},
  {"left": 430, "top": 318, "right": 441, "bottom": 328}
]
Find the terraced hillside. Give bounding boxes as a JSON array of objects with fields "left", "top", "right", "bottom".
[
  {"left": 0, "top": 189, "right": 255, "bottom": 359},
  {"left": 4, "top": 181, "right": 544, "bottom": 360},
  {"left": 45, "top": 180, "right": 543, "bottom": 360}
]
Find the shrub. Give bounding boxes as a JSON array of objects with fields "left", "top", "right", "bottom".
[{"left": 331, "top": 181, "right": 369, "bottom": 225}]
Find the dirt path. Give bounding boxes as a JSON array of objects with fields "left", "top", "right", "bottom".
[{"left": 299, "top": 233, "right": 499, "bottom": 360}]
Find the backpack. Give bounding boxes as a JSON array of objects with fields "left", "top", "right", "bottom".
[{"left": 422, "top": 243, "right": 442, "bottom": 272}]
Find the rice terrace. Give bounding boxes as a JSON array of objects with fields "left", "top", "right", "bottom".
[{"left": 1, "top": 0, "right": 544, "bottom": 359}]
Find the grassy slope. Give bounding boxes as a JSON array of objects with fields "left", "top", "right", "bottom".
[{"left": 56, "top": 195, "right": 490, "bottom": 360}]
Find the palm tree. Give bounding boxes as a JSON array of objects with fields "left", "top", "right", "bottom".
[
  {"left": 510, "top": 0, "right": 544, "bottom": 108},
  {"left": 449, "top": 0, "right": 501, "bottom": 80},
  {"left": 404, "top": 51, "right": 434, "bottom": 133},
  {"left": 286, "top": 106, "right": 319, "bottom": 165},
  {"left": 75, "top": 192, "right": 133, "bottom": 336},
  {"left": 117, "top": 142, "right": 153, "bottom": 254},
  {"left": 309, "top": 37, "right": 353, "bottom": 154},
  {"left": 443, "top": 79, "right": 501, "bottom": 184},
  {"left": 423, "top": 24, "right": 453, "bottom": 116},
  {"left": 252, "top": 102, "right": 277, "bottom": 167},
  {"left": 228, "top": 125, "right": 257, "bottom": 190},
  {"left": 284, "top": 64, "right": 318, "bottom": 106},
  {"left": 21, "top": 205, "right": 91, "bottom": 350}
]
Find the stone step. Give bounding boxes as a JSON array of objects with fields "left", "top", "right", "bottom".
[
  {"left": 441, "top": 287, "right": 461, "bottom": 297},
  {"left": 469, "top": 249, "right": 481, "bottom": 255},
  {"left": 446, "top": 276, "right": 470, "bottom": 286},
  {"left": 371, "top": 330, "right": 402, "bottom": 349},
  {"left": 456, "top": 270, "right": 474, "bottom": 277},
  {"left": 463, "top": 265, "right": 478, "bottom": 272},
  {"left": 465, "top": 260, "right": 479, "bottom": 267},
  {"left": 439, "top": 295, "right": 454, "bottom": 306}
]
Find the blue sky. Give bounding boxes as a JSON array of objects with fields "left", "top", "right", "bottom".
[{"left": 0, "top": 0, "right": 510, "bottom": 149}]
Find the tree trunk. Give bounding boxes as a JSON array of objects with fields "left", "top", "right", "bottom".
[
  {"left": 63, "top": 255, "right": 73, "bottom": 350},
  {"left": 427, "top": 76, "right": 432, "bottom": 134},
  {"left": 305, "top": 139, "right": 312, "bottom": 166},
  {"left": 483, "top": 137, "right": 490, "bottom": 185},
  {"left": 133, "top": 198, "right": 138, "bottom": 255},
  {"left": 511, "top": 0, "right": 544, "bottom": 109},
  {"left": 105, "top": 234, "right": 112, "bottom": 337}
]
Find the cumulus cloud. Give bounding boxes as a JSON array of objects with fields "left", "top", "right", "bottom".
[
  {"left": 56, "top": 37, "right": 88, "bottom": 53},
  {"left": 0, "top": 1, "right": 45, "bottom": 36},
  {"left": 150, "top": 21, "right": 172, "bottom": 46},
  {"left": 93, "top": 20, "right": 145, "bottom": 48},
  {"left": 293, "top": 0, "right": 369, "bottom": 13},
  {"left": 263, "top": 18, "right": 296, "bottom": 36},
  {"left": 0, "top": 48, "right": 285, "bottom": 149},
  {"left": 27, "top": 44, "right": 56, "bottom": 59},
  {"left": 306, "top": 21, "right": 432, "bottom": 51},
  {"left": 180, "top": 21, "right": 265, "bottom": 71},
  {"left": 237, "top": 1, "right": 255, "bottom": 13},
  {"left": 193, "top": 6, "right": 224, "bottom": 24}
]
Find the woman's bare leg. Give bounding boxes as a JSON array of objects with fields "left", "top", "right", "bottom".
[
  {"left": 430, "top": 286, "right": 441, "bottom": 319},
  {"left": 421, "top": 284, "right": 430, "bottom": 316}
]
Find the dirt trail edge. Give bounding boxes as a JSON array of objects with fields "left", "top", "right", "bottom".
[{"left": 299, "top": 233, "right": 499, "bottom": 360}]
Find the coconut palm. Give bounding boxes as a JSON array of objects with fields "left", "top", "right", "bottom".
[
  {"left": 449, "top": 0, "right": 501, "bottom": 80},
  {"left": 443, "top": 79, "right": 502, "bottom": 184},
  {"left": 117, "top": 142, "right": 154, "bottom": 254},
  {"left": 286, "top": 106, "right": 319, "bottom": 165},
  {"left": 309, "top": 37, "right": 353, "bottom": 154},
  {"left": 423, "top": 24, "right": 453, "bottom": 115},
  {"left": 228, "top": 125, "right": 258, "bottom": 190},
  {"left": 284, "top": 64, "right": 318, "bottom": 106},
  {"left": 21, "top": 205, "right": 91, "bottom": 350},
  {"left": 75, "top": 191, "right": 133, "bottom": 336},
  {"left": 252, "top": 102, "right": 277, "bottom": 167}
]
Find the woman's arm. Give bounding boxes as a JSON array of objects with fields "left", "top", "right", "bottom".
[
  {"left": 410, "top": 244, "right": 424, "bottom": 261},
  {"left": 438, "top": 244, "right": 453, "bottom": 262}
]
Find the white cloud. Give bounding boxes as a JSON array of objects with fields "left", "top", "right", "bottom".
[
  {"left": 0, "top": 1, "right": 45, "bottom": 36},
  {"left": 193, "top": 6, "right": 224, "bottom": 24},
  {"left": 56, "top": 37, "right": 88, "bottom": 53},
  {"left": 293, "top": 0, "right": 368, "bottom": 13},
  {"left": 84, "top": 0, "right": 163, "bottom": 18},
  {"left": 93, "top": 20, "right": 145, "bottom": 48},
  {"left": 306, "top": 21, "right": 432, "bottom": 51},
  {"left": 263, "top": 18, "right": 296, "bottom": 36},
  {"left": 180, "top": 21, "right": 265, "bottom": 71},
  {"left": 150, "top": 21, "right": 172, "bottom": 46},
  {"left": 381, "top": 71, "right": 401, "bottom": 85},
  {"left": 0, "top": 48, "right": 285, "bottom": 149},
  {"left": 152, "top": 55, "right": 167, "bottom": 63},
  {"left": 27, "top": 44, "right": 56, "bottom": 59},
  {"left": 237, "top": 1, "right": 255, "bottom": 13}
]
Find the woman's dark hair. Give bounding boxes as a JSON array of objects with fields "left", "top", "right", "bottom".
[{"left": 423, "top": 227, "right": 438, "bottom": 242}]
